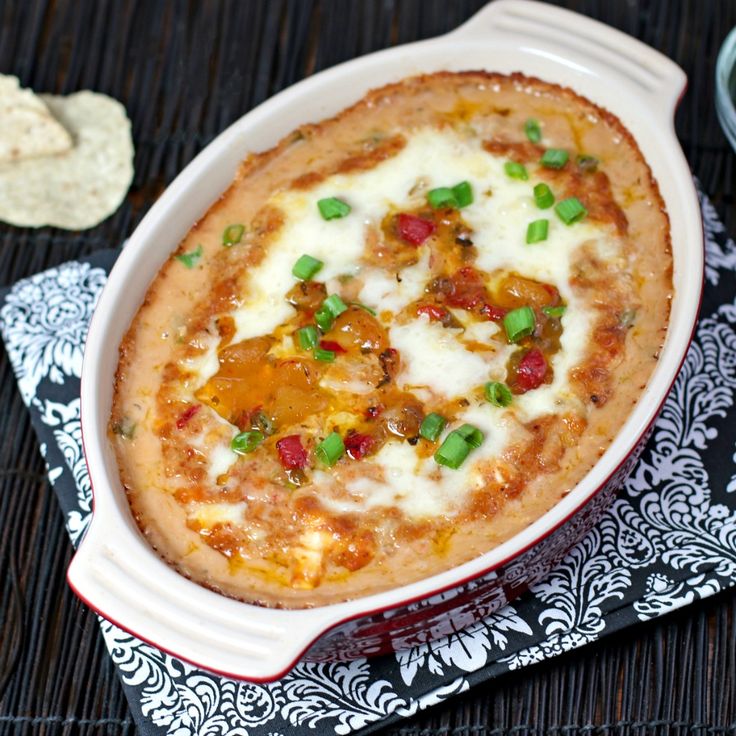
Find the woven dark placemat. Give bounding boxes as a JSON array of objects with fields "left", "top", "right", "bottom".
[{"left": 0, "top": 1, "right": 734, "bottom": 735}]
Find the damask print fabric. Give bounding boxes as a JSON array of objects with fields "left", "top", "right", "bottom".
[{"left": 1, "top": 188, "right": 735, "bottom": 736}]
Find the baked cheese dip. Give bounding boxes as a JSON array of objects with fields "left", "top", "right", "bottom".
[{"left": 111, "top": 72, "right": 672, "bottom": 607}]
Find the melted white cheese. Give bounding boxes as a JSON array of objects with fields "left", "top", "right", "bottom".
[
  {"left": 189, "top": 501, "right": 246, "bottom": 526},
  {"left": 358, "top": 251, "right": 431, "bottom": 315},
  {"left": 189, "top": 126, "right": 620, "bottom": 514},
  {"left": 390, "top": 315, "right": 493, "bottom": 399},
  {"left": 344, "top": 406, "right": 517, "bottom": 519}
]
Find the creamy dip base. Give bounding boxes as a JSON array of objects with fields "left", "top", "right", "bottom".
[{"left": 111, "top": 72, "right": 672, "bottom": 608}]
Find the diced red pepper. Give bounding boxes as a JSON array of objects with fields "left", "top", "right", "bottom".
[
  {"left": 365, "top": 405, "right": 384, "bottom": 420},
  {"left": 396, "top": 214, "right": 436, "bottom": 245},
  {"left": 480, "top": 303, "right": 507, "bottom": 321},
  {"left": 446, "top": 267, "right": 488, "bottom": 309},
  {"left": 345, "top": 433, "right": 374, "bottom": 460},
  {"left": 515, "top": 349, "right": 547, "bottom": 392},
  {"left": 276, "top": 434, "right": 308, "bottom": 469},
  {"left": 176, "top": 404, "right": 200, "bottom": 429},
  {"left": 319, "top": 340, "right": 346, "bottom": 354},
  {"left": 416, "top": 304, "right": 448, "bottom": 321}
]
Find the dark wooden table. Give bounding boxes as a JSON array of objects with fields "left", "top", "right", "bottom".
[{"left": 1, "top": 1, "right": 735, "bottom": 734}]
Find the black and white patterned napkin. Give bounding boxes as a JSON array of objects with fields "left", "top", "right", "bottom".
[{"left": 1, "top": 187, "right": 735, "bottom": 736}]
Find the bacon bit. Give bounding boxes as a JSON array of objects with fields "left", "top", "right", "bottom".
[
  {"left": 176, "top": 404, "right": 201, "bottom": 429},
  {"left": 416, "top": 304, "right": 448, "bottom": 321},
  {"left": 365, "top": 405, "right": 384, "bottom": 420},
  {"left": 345, "top": 433, "right": 374, "bottom": 460},
  {"left": 276, "top": 435, "right": 308, "bottom": 469},
  {"left": 396, "top": 213, "right": 436, "bottom": 245},
  {"left": 318, "top": 340, "right": 347, "bottom": 354},
  {"left": 515, "top": 349, "right": 547, "bottom": 392},
  {"left": 480, "top": 303, "right": 507, "bottom": 321},
  {"left": 446, "top": 267, "right": 488, "bottom": 309}
]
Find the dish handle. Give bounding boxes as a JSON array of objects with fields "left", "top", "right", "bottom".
[{"left": 451, "top": 0, "right": 687, "bottom": 122}]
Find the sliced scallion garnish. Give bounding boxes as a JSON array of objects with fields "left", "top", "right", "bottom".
[
  {"left": 313, "top": 347, "right": 336, "bottom": 362},
  {"left": 315, "top": 306, "right": 334, "bottom": 332},
  {"left": 297, "top": 325, "right": 319, "bottom": 350},
  {"left": 174, "top": 244, "right": 203, "bottom": 269},
  {"left": 452, "top": 181, "right": 474, "bottom": 208},
  {"left": 292, "top": 254, "right": 324, "bottom": 280},
  {"left": 485, "top": 381, "right": 513, "bottom": 408},
  {"left": 504, "top": 161, "right": 529, "bottom": 180},
  {"left": 318, "top": 197, "right": 351, "bottom": 220},
  {"left": 419, "top": 412, "right": 446, "bottom": 442},
  {"left": 525, "top": 118, "right": 542, "bottom": 143},
  {"left": 252, "top": 411, "right": 275, "bottom": 436},
  {"left": 454, "top": 423, "right": 484, "bottom": 448},
  {"left": 526, "top": 219, "right": 549, "bottom": 244},
  {"left": 427, "top": 186, "right": 458, "bottom": 209},
  {"left": 619, "top": 308, "right": 637, "bottom": 328},
  {"left": 576, "top": 154, "right": 599, "bottom": 172},
  {"left": 427, "top": 181, "right": 473, "bottom": 209},
  {"left": 222, "top": 224, "right": 245, "bottom": 246},
  {"left": 434, "top": 431, "right": 472, "bottom": 469},
  {"left": 533, "top": 182, "right": 555, "bottom": 209},
  {"left": 541, "top": 148, "right": 569, "bottom": 169},
  {"left": 315, "top": 432, "right": 344, "bottom": 466},
  {"left": 323, "top": 294, "right": 348, "bottom": 318},
  {"left": 231, "top": 430, "right": 265, "bottom": 455},
  {"left": 542, "top": 305, "right": 567, "bottom": 318},
  {"left": 503, "top": 306, "right": 536, "bottom": 342},
  {"left": 555, "top": 197, "right": 588, "bottom": 225}
]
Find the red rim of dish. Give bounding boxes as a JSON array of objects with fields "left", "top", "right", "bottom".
[{"left": 68, "top": 78, "right": 701, "bottom": 684}]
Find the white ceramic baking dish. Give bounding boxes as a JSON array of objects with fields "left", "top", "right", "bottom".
[{"left": 69, "top": 0, "right": 703, "bottom": 682}]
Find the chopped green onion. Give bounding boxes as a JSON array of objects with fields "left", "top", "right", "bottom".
[
  {"left": 315, "top": 432, "right": 344, "bottom": 466},
  {"left": 292, "top": 254, "right": 324, "bottom": 280},
  {"left": 542, "top": 305, "right": 567, "bottom": 318},
  {"left": 533, "top": 182, "right": 555, "bottom": 209},
  {"left": 174, "top": 244, "right": 203, "bottom": 269},
  {"left": 526, "top": 218, "right": 549, "bottom": 244},
  {"left": 619, "top": 308, "right": 637, "bottom": 328},
  {"left": 454, "top": 423, "right": 484, "bottom": 448},
  {"left": 427, "top": 186, "right": 458, "bottom": 209},
  {"left": 419, "top": 412, "right": 446, "bottom": 442},
  {"left": 252, "top": 411, "right": 275, "bottom": 436},
  {"left": 297, "top": 325, "right": 319, "bottom": 350},
  {"left": 222, "top": 224, "right": 245, "bottom": 246},
  {"left": 433, "top": 423, "right": 485, "bottom": 468},
  {"left": 555, "top": 197, "right": 588, "bottom": 225},
  {"left": 318, "top": 197, "right": 351, "bottom": 219},
  {"left": 314, "top": 347, "right": 336, "bottom": 362},
  {"left": 351, "top": 301, "right": 377, "bottom": 316},
  {"left": 315, "top": 306, "right": 334, "bottom": 332},
  {"left": 525, "top": 118, "right": 542, "bottom": 143},
  {"left": 452, "top": 181, "right": 474, "bottom": 208},
  {"left": 485, "top": 381, "right": 513, "bottom": 408},
  {"left": 111, "top": 417, "right": 136, "bottom": 439},
  {"left": 323, "top": 294, "right": 348, "bottom": 318},
  {"left": 434, "top": 431, "right": 472, "bottom": 469},
  {"left": 231, "top": 430, "right": 264, "bottom": 455},
  {"left": 541, "top": 148, "right": 569, "bottom": 169},
  {"left": 503, "top": 305, "right": 536, "bottom": 342},
  {"left": 504, "top": 161, "right": 529, "bottom": 180},
  {"left": 427, "top": 182, "right": 474, "bottom": 209},
  {"left": 576, "top": 154, "right": 599, "bottom": 172}
]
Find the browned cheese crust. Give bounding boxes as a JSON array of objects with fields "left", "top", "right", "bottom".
[{"left": 110, "top": 72, "right": 672, "bottom": 608}]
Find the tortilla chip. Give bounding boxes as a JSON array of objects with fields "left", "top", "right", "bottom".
[
  {"left": 0, "top": 75, "right": 73, "bottom": 162},
  {"left": 0, "top": 90, "right": 134, "bottom": 229}
]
